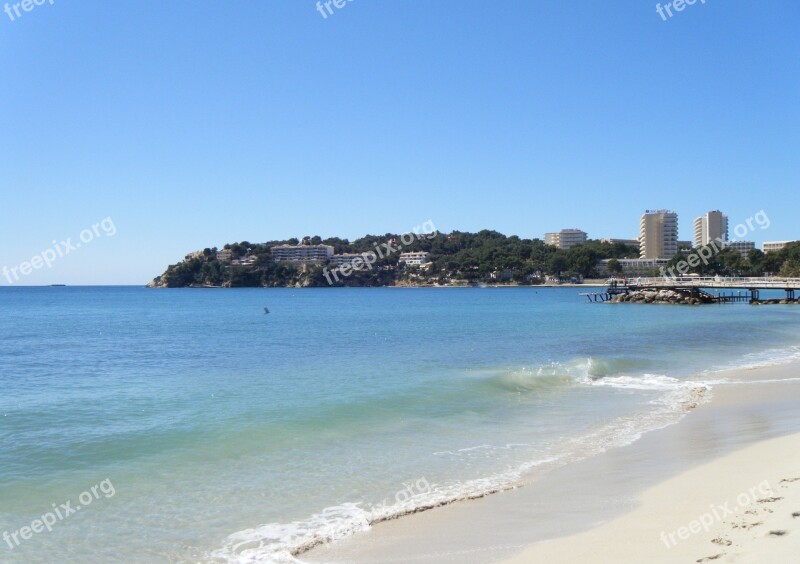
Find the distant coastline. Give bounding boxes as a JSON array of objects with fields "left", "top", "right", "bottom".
[
  {"left": 152, "top": 281, "right": 609, "bottom": 289},
  {"left": 147, "top": 231, "right": 638, "bottom": 289},
  {"left": 149, "top": 231, "right": 800, "bottom": 289}
]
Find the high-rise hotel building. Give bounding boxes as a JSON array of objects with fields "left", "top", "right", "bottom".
[
  {"left": 694, "top": 210, "right": 728, "bottom": 248},
  {"left": 639, "top": 210, "right": 678, "bottom": 259}
]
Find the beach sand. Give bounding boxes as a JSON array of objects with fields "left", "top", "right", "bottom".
[
  {"left": 305, "top": 362, "right": 800, "bottom": 563},
  {"left": 505, "top": 432, "right": 800, "bottom": 563}
]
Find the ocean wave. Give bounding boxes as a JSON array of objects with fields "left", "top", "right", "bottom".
[
  {"left": 208, "top": 457, "right": 562, "bottom": 563},
  {"left": 209, "top": 365, "right": 711, "bottom": 563},
  {"left": 590, "top": 373, "right": 690, "bottom": 391},
  {"left": 702, "top": 345, "right": 800, "bottom": 374},
  {"left": 483, "top": 356, "right": 651, "bottom": 393}
]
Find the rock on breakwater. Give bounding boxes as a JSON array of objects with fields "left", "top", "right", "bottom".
[{"left": 609, "top": 289, "right": 708, "bottom": 305}]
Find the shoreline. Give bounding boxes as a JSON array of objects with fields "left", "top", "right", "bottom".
[
  {"left": 505, "top": 430, "right": 800, "bottom": 563},
  {"left": 145, "top": 282, "right": 610, "bottom": 289},
  {"left": 304, "top": 360, "right": 800, "bottom": 563}
]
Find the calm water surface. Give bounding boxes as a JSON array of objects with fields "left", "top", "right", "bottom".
[{"left": 2, "top": 287, "right": 799, "bottom": 562}]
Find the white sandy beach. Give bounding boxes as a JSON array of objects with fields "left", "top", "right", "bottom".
[
  {"left": 306, "top": 362, "right": 800, "bottom": 563},
  {"left": 505, "top": 432, "right": 800, "bottom": 564}
]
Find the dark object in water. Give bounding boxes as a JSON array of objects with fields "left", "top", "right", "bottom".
[{"left": 263, "top": 307, "right": 270, "bottom": 314}]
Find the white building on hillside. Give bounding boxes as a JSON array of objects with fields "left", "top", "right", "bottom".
[
  {"left": 600, "top": 238, "right": 639, "bottom": 247},
  {"left": 399, "top": 252, "right": 430, "bottom": 266},
  {"left": 271, "top": 244, "right": 334, "bottom": 263},
  {"left": 545, "top": 229, "right": 587, "bottom": 250},
  {"left": 727, "top": 241, "right": 755, "bottom": 258},
  {"left": 329, "top": 253, "right": 374, "bottom": 270},
  {"left": 598, "top": 258, "right": 669, "bottom": 276},
  {"left": 763, "top": 241, "right": 794, "bottom": 253}
]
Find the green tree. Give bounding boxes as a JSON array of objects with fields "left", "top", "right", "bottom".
[{"left": 549, "top": 255, "right": 569, "bottom": 275}]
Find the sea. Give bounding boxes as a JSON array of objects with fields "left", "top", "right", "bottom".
[{"left": 2, "top": 286, "right": 800, "bottom": 563}]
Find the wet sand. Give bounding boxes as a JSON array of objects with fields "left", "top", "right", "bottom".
[
  {"left": 304, "top": 362, "right": 800, "bottom": 563},
  {"left": 505, "top": 431, "right": 800, "bottom": 563}
]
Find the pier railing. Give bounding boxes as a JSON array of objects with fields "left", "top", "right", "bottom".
[
  {"left": 625, "top": 277, "right": 800, "bottom": 290},
  {"left": 582, "top": 277, "right": 800, "bottom": 303}
]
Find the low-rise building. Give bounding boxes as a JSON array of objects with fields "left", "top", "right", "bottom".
[
  {"left": 600, "top": 238, "right": 639, "bottom": 247},
  {"left": 271, "top": 244, "right": 334, "bottom": 263},
  {"left": 329, "top": 253, "right": 374, "bottom": 270},
  {"left": 545, "top": 229, "right": 588, "bottom": 250},
  {"left": 763, "top": 241, "right": 794, "bottom": 253},
  {"left": 597, "top": 258, "right": 669, "bottom": 277},
  {"left": 185, "top": 250, "right": 204, "bottom": 261},
  {"left": 726, "top": 241, "right": 755, "bottom": 258},
  {"left": 399, "top": 251, "right": 430, "bottom": 266},
  {"left": 489, "top": 269, "right": 513, "bottom": 281},
  {"left": 216, "top": 249, "right": 233, "bottom": 261}
]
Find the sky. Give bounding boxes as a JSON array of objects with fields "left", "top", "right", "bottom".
[{"left": 1, "top": 0, "right": 798, "bottom": 285}]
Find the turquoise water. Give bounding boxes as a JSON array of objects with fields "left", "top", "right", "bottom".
[{"left": 2, "top": 287, "right": 800, "bottom": 562}]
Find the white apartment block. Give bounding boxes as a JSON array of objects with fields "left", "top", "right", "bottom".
[
  {"left": 329, "top": 253, "right": 374, "bottom": 270},
  {"left": 726, "top": 241, "right": 755, "bottom": 258},
  {"left": 639, "top": 210, "right": 678, "bottom": 259},
  {"left": 763, "top": 241, "right": 794, "bottom": 253},
  {"left": 271, "top": 244, "right": 334, "bottom": 263},
  {"left": 600, "top": 238, "right": 639, "bottom": 247},
  {"left": 399, "top": 251, "right": 430, "bottom": 266},
  {"left": 694, "top": 210, "right": 728, "bottom": 248},
  {"left": 597, "top": 258, "right": 669, "bottom": 276},
  {"left": 544, "top": 229, "right": 588, "bottom": 250}
]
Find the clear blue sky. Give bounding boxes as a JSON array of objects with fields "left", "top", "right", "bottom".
[{"left": 1, "top": 0, "right": 798, "bottom": 285}]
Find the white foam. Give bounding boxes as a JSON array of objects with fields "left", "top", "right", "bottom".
[
  {"left": 209, "top": 372, "right": 712, "bottom": 563},
  {"left": 589, "top": 373, "right": 687, "bottom": 391},
  {"left": 703, "top": 345, "right": 800, "bottom": 374},
  {"left": 700, "top": 376, "right": 800, "bottom": 386},
  {"left": 210, "top": 502, "right": 371, "bottom": 563},
  {"left": 432, "top": 443, "right": 535, "bottom": 457},
  {"left": 209, "top": 457, "right": 564, "bottom": 563},
  {"left": 210, "top": 349, "right": 799, "bottom": 562}
]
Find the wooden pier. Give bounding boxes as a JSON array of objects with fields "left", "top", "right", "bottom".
[{"left": 581, "top": 277, "right": 800, "bottom": 304}]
